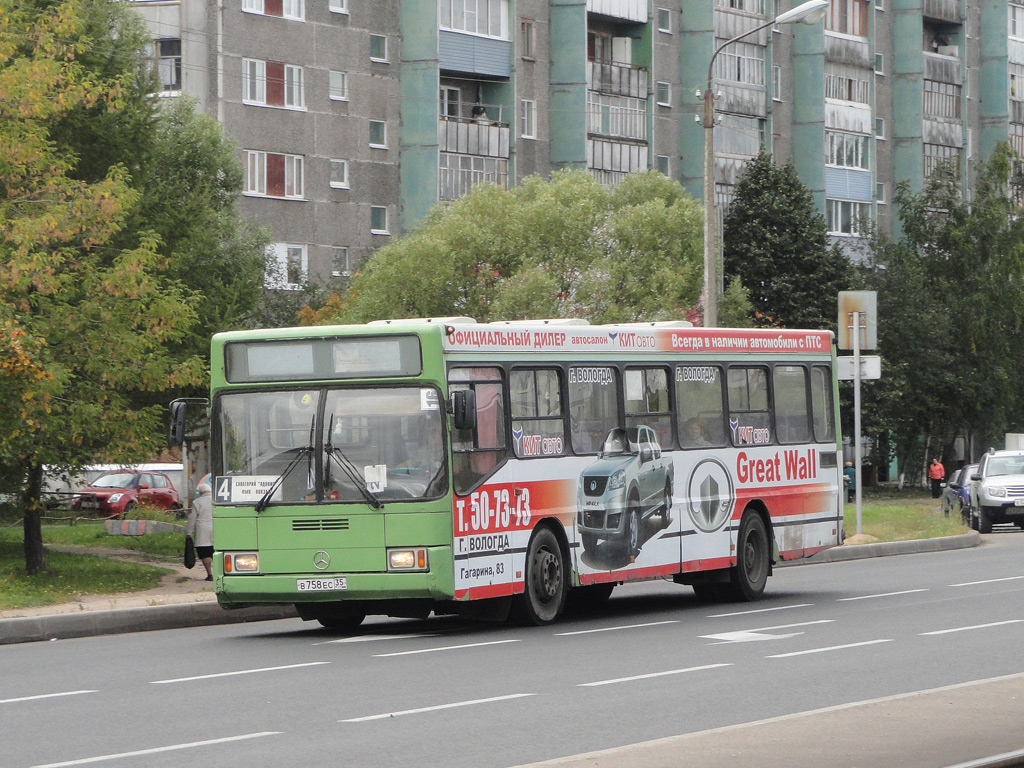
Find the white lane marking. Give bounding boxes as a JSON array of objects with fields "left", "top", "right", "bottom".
[
  {"left": 700, "top": 620, "right": 832, "bottom": 645},
  {"left": 30, "top": 732, "right": 281, "bottom": 767},
  {"left": 0, "top": 690, "right": 96, "bottom": 705},
  {"left": 313, "top": 633, "right": 441, "bottom": 645},
  {"left": 838, "top": 589, "right": 929, "bottom": 601},
  {"left": 708, "top": 603, "right": 814, "bottom": 618},
  {"left": 580, "top": 663, "right": 732, "bottom": 687},
  {"left": 340, "top": 693, "right": 535, "bottom": 722},
  {"left": 151, "top": 661, "right": 329, "bottom": 684},
  {"left": 767, "top": 638, "right": 893, "bottom": 658},
  {"left": 944, "top": 747, "right": 1024, "bottom": 768},
  {"left": 556, "top": 620, "right": 679, "bottom": 636},
  {"left": 373, "top": 639, "right": 518, "bottom": 657},
  {"left": 920, "top": 619, "right": 1024, "bottom": 636},
  {"left": 950, "top": 575, "right": 1024, "bottom": 587}
]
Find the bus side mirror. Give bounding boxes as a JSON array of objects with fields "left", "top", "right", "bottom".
[
  {"left": 169, "top": 400, "right": 188, "bottom": 447},
  {"left": 452, "top": 389, "right": 477, "bottom": 431}
]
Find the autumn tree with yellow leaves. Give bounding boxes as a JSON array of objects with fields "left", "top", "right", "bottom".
[{"left": 0, "top": 0, "right": 207, "bottom": 573}]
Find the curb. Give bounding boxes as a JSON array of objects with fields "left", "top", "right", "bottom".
[
  {"left": 796, "top": 531, "right": 981, "bottom": 564},
  {"left": 0, "top": 534, "right": 981, "bottom": 645},
  {"left": 0, "top": 603, "right": 297, "bottom": 645}
]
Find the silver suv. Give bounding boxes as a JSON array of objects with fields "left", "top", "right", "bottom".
[{"left": 966, "top": 450, "right": 1024, "bottom": 533}]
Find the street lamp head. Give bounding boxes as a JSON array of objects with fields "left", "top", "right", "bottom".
[{"left": 774, "top": 0, "right": 828, "bottom": 26}]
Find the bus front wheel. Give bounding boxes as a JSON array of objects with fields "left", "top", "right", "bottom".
[
  {"left": 516, "top": 527, "right": 565, "bottom": 625},
  {"left": 727, "top": 511, "right": 770, "bottom": 602}
]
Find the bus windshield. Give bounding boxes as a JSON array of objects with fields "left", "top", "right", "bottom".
[{"left": 215, "top": 386, "right": 446, "bottom": 505}]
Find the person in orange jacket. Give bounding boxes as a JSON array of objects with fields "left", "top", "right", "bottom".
[{"left": 928, "top": 458, "right": 945, "bottom": 499}]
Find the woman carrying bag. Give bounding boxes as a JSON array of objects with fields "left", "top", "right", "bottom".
[{"left": 185, "top": 482, "right": 214, "bottom": 581}]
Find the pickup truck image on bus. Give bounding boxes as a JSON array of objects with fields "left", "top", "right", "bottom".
[{"left": 577, "top": 425, "right": 673, "bottom": 557}]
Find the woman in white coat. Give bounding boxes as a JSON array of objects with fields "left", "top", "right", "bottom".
[{"left": 186, "top": 483, "right": 214, "bottom": 581}]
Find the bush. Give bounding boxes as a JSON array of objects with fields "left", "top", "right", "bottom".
[{"left": 121, "top": 504, "right": 181, "bottom": 524}]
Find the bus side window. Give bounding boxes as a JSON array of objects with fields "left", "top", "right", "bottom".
[
  {"left": 568, "top": 367, "right": 619, "bottom": 455},
  {"left": 510, "top": 368, "right": 566, "bottom": 459},
  {"left": 625, "top": 367, "right": 672, "bottom": 449},
  {"left": 449, "top": 367, "right": 507, "bottom": 494},
  {"left": 675, "top": 366, "right": 726, "bottom": 449},
  {"left": 773, "top": 365, "right": 810, "bottom": 444},
  {"left": 727, "top": 366, "right": 772, "bottom": 445},
  {"left": 810, "top": 365, "right": 836, "bottom": 442}
]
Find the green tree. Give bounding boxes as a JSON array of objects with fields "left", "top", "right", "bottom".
[
  {"left": 860, "top": 145, "right": 1024, "bottom": 471},
  {"left": 0, "top": 0, "right": 205, "bottom": 573},
  {"left": 310, "top": 170, "right": 730, "bottom": 325},
  {"left": 723, "top": 150, "right": 851, "bottom": 330}
]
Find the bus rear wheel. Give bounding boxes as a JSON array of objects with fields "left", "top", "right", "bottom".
[
  {"left": 516, "top": 527, "right": 565, "bottom": 625},
  {"left": 726, "top": 511, "right": 770, "bottom": 602}
]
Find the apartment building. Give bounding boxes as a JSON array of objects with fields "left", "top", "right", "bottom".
[{"left": 133, "top": 0, "right": 1024, "bottom": 286}]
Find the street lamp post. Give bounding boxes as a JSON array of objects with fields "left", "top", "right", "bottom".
[{"left": 701, "top": 0, "right": 827, "bottom": 327}]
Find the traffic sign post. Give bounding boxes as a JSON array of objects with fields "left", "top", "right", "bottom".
[{"left": 839, "top": 292, "right": 878, "bottom": 536}]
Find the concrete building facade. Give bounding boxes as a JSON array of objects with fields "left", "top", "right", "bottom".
[{"left": 133, "top": 0, "right": 1024, "bottom": 286}]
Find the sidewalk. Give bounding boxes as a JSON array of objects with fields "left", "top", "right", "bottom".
[{"left": 0, "top": 533, "right": 980, "bottom": 646}]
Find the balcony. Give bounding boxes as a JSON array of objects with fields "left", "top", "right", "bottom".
[
  {"left": 923, "top": 0, "right": 961, "bottom": 23},
  {"left": 924, "top": 51, "right": 961, "bottom": 85},
  {"left": 1012, "top": 99, "right": 1024, "bottom": 125},
  {"left": 587, "top": 59, "right": 648, "bottom": 99},
  {"left": 438, "top": 115, "right": 510, "bottom": 159},
  {"left": 586, "top": 0, "right": 646, "bottom": 23}
]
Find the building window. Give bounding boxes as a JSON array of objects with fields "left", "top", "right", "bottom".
[
  {"left": 1012, "top": 2, "right": 1024, "bottom": 39},
  {"left": 370, "top": 206, "right": 389, "bottom": 234},
  {"left": 772, "top": 65, "right": 782, "bottom": 100},
  {"left": 266, "top": 243, "right": 307, "bottom": 289},
  {"left": 369, "top": 34, "right": 387, "bottom": 62},
  {"left": 656, "top": 81, "right": 671, "bottom": 107},
  {"left": 826, "top": 131, "right": 869, "bottom": 169},
  {"left": 332, "top": 246, "right": 350, "bottom": 277},
  {"left": 521, "top": 18, "right": 535, "bottom": 59},
  {"left": 243, "top": 0, "right": 304, "bottom": 20},
  {"left": 874, "top": 0, "right": 884, "bottom": 9},
  {"left": 154, "top": 39, "right": 181, "bottom": 92},
  {"left": 328, "top": 0, "right": 347, "bottom": 12},
  {"left": 656, "top": 155, "right": 670, "bottom": 175},
  {"left": 924, "top": 144, "right": 961, "bottom": 178},
  {"left": 874, "top": 116, "right": 885, "bottom": 138},
  {"left": 440, "top": 87, "right": 462, "bottom": 117},
  {"left": 588, "top": 92, "right": 647, "bottom": 139},
  {"left": 876, "top": 181, "right": 887, "bottom": 203},
  {"left": 439, "top": 153, "right": 509, "bottom": 201},
  {"left": 924, "top": 80, "right": 961, "bottom": 119},
  {"left": 244, "top": 150, "right": 304, "bottom": 199},
  {"left": 243, "top": 59, "right": 265, "bottom": 103},
  {"left": 521, "top": 99, "right": 536, "bottom": 138},
  {"left": 826, "top": 0, "right": 869, "bottom": 37},
  {"left": 826, "top": 199, "right": 870, "bottom": 236},
  {"left": 440, "top": 0, "right": 510, "bottom": 39},
  {"left": 329, "top": 70, "right": 348, "bottom": 101},
  {"left": 874, "top": 52, "right": 884, "bottom": 75},
  {"left": 714, "top": 0, "right": 767, "bottom": 13},
  {"left": 330, "top": 159, "right": 349, "bottom": 189},
  {"left": 714, "top": 40, "right": 765, "bottom": 86},
  {"left": 369, "top": 120, "right": 387, "bottom": 148},
  {"left": 716, "top": 114, "right": 765, "bottom": 156},
  {"left": 242, "top": 60, "right": 304, "bottom": 109},
  {"left": 825, "top": 64, "right": 869, "bottom": 103},
  {"left": 657, "top": 8, "right": 671, "bottom": 32}
]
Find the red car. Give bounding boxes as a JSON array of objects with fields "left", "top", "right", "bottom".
[{"left": 71, "top": 470, "right": 181, "bottom": 518}]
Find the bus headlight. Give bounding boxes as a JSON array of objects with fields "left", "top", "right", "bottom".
[
  {"left": 388, "top": 548, "right": 428, "bottom": 571},
  {"left": 225, "top": 552, "right": 259, "bottom": 573}
]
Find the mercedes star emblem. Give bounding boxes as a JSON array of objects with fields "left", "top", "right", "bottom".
[{"left": 313, "top": 550, "right": 331, "bottom": 570}]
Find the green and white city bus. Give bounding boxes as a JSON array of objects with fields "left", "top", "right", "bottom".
[{"left": 171, "top": 318, "right": 843, "bottom": 629}]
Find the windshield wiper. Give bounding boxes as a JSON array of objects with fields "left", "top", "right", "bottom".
[
  {"left": 325, "top": 414, "right": 383, "bottom": 510},
  {"left": 255, "top": 418, "right": 315, "bottom": 513}
]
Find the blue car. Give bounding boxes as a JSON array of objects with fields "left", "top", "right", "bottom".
[{"left": 939, "top": 464, "right": 975, "bottom": 523}]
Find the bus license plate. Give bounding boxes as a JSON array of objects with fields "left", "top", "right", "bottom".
[{"left": 297, "top": 577, "right": 347, "bottom": 592}]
